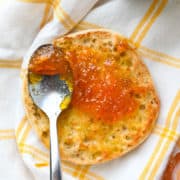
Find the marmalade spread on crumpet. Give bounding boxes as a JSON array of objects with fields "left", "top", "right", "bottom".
[{"left": 29, "top": 41, "right": 142, "bottom": 122}]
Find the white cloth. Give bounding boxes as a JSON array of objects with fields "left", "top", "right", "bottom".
[{"left": 0, "top": 0, "right": 180, "bottom": 180}]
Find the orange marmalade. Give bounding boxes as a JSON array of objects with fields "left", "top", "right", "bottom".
[
  {"left": 29, "top": 44, "right": 139, "bottom": 122},
  {"left": 162, "top": 152, "right": 180, "bottom": 180}
]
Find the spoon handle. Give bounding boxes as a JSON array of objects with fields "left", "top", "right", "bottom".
[{"left": 49, "top": 115, "right": 62, "bottom": 180}]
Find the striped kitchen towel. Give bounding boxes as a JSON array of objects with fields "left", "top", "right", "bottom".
[{"left": 0, "top": 0, "right": 180, "bottom": 179}]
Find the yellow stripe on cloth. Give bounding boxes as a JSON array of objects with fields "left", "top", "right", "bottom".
[
  {"left": 19, "top": 0, "right": 51, "bottom": 3},
  {"left": 0, "top": 135, "right": 15, "bottom": 140},
  {"left": 19, "top": 143, "right": 49, "bottom": 160},
  {"left": 44, "top": 5, "right": 53, "bottom": 25},
  {"left": 149, "top": 108, "right": 180, "bottom": 179},
  {"left": 73, "top": 21, "right": 103, "bottom": 31},
  {"left": 19, "top": 123, "right": 32, "bottom": 143},
  {"left": 15, "top": 116, "right": 27, "bottom": 139},
  {"left": 63, "top": 161, "right": 104, "bottom": 180},
  {"left": 62, "top": 161, "right": 88, "bottom": 179},
  {"left": 39, "top": 4, "right": 52, "bottom": 29},
  {"left": 86, "top": 171, "right": 105, "bottom": 180},
  {"left": 153, "top": 125, "right": 180, "bottom": 141},
  {"left": 140, "top": 46, "right": 180, "bottom": 63},
  {"left": 62, "top": 157, "right": 92, "bottom": 179},
  {"left": 19, "top": 148, "right": 48, "bottom": 162},
  {"left": 139, "top": 46, "right": 180, "bottom": 68},
  {"left": 62, "top": 161, "right": 79, "bottom": 169},
  {"left": 62, "top": 164, "right": 94, "bottom": 180},
  {"left": 156, "top": 125, "right": 180, "bottom": 137},
  {"left": 0, "top": 59, "right": 22, "bottom": 69},
  {"left": 0, "top": 129, "right": 15, "bottom": 140},
  {"left": 165, "top": 91, "right": 180, "bottom": 127},
  {"left": 139, "top": 90, "right": 180, "bottom": 180},
  {"left": 20, "top": 68, "right": 27, "bottom": 80},
  {"left": 61, "top": 167, "right": 90, "bottom": 180},
  {"left": 16, "top": 116, "right": 32, "bottom": 145},
  {"left": 19, "top": 143, "right": 49, "bottom": 164},
  {"left": 53, "top": 0, "right": 72, "bottom": 30},
  {"left": 135, "top": 0, "right": 168, "bottom": 45},
  {"left": 58, "top": 5, "right": 76, "bottom": 27},
  {"left": 61, "top": 167, "right": 76, "bottom": 178},
  {"left": 0, "top": 129, "right": 14, "bottom": 133},
  {"left": 50, "top": 0, "right": 76, "bottom": 30},
  {"left": 63, "top": 162, "right": 104, "bottom": 180},
  {"left": 19, "top": 0, "right": 76, "bottom": 30},
  {"left": 130, "top": 0, "right": 159, "bottom": 41},
  {"left": 35, "top": 162, "right": 49, "bottom": 167}
]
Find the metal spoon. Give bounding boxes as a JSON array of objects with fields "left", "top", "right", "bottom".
[{"left": 28, "top": 45, "right": 71, "bottom": 180}]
